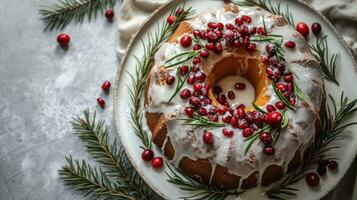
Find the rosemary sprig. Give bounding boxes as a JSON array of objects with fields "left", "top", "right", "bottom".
[
  {"left": 128, "top": 6, "right": 195, "bottom": 149},
  {"left": 178, "top": 114, "right": 225, "bottom": 128},
  {"left": 168, "top": 67, "right": 191, "bottom": 104},
  {"left": 231, "top": 0, "right": 295, "bottom": 26},
  {"left": 265, "top": 92, "right": 357, "bottom": 199},
  {"left": 59, "top": 110, "right": 152, "bottom": 200},
  {"left": 39, "top": 0, "right": 116, "bottom": 31},
  {"left": 59, "top": 156, "right": 136, "bottom": 200},
  {"left": 165, "top": 50, "right": 199, "bottom": 68},
  {"left": 309, "top": 36, "right": 340, "bottom": 85},
  {"left": 166, "top": 162, "right": 240, "bottom": 200},
  {"left": 244, "top": 125, "right": 271, "bottom": 155},
  {"left": 252, "top": 102, "right": 268, "bottom": 114},
  {"left": 272, "top": 82, "right": 295, "bottom": 110}
]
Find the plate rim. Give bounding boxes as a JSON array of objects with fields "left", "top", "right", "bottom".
[{"left": 113, "top": 0, "right": 357, "bottom": 199}]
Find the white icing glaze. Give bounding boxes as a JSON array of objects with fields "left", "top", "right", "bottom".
[{"left": 145, "top": 4, "right": 323, "bottom": 189}]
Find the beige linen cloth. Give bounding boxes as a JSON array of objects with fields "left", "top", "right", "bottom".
[{"left": 117, "top": 0, "right": 357, "bottom": 199}]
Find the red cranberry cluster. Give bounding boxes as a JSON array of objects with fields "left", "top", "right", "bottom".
[{"left": 141, "top": 149, "right": 164, "bottom": 169}]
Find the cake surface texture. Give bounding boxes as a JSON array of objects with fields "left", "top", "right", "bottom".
[{"left": 144, "top": 3, "right": 324, "bottom": 190}]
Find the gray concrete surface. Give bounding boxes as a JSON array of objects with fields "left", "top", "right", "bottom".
[{"left": 0, "top": 0, "right": 355, "bottom": 200}]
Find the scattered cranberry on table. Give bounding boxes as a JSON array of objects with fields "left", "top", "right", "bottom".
[
  {"left": 101, "top": 81, "right": 111, "bottom": 91},
  {"left": 311, "top": 22, "right": 322, "bottom": 34},
  {"left": 141, "top": 149, "right": 154, "bottom": 161},
  {"left": 296, "top": 22, "right": 310, "bottom": 37},
  {"left": 97, "top": 98, "right": 105, "bottom": 108},
  {"left": 306, "top": 172, "right": 320, "bottom": 187},
  {"left": 105, "top": 8, "right": 114, "bottom": 22},
  {"left": 151, "top": 157, "right": 164, "bottom": 169},
  {"left": 57, "top": 33, "right": 70, "bottom": 47}
]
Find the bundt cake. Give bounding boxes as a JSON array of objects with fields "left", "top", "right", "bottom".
[{"left": 144, "top": 3, "right": 324, "bottom": 190}]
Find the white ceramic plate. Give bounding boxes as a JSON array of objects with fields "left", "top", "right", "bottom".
[{"left": 113, "top": 0, "right": 357, "bottom": 199}]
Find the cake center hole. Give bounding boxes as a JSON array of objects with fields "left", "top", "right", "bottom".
[{"left": 216, "top": 75, "right": 255, "bottom": 107}]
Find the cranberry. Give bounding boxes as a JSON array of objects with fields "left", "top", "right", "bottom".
[
  {"left": 151, "top": 157, "right": 164, "bottom": 169},
  {"left": 277, "top": 83, "right": 286, "bottom": 92},
  {"left": 223, "top": 128, "right": 234, "bottom": 138},
  {"left": 238, "top": 119, "right": 249, "bottom": 129},
  {"left": 203, "top": 131, "right": 214, "bottom": 144},
  {"left": 175, "top": 8, "right": 184, "bottom": 16},
  {"left": 217, "top": 22, "right": 224, "bottom": 30},
  {"left": 237, "top": 107, "right": 246, "bottom": 118},
  {"left": 311, "top": 22, "right": 322, "bottom": 34},
  {"left": 193, "top": 30, "right": 200, "bottom": 37},
  {"left": 180, "top": 35, "right": 192, "bottom": 48},
  {"left": 200, "top": 50, "right": 209, "bottom": 58},
  {"left": 104, "top": 8, "right": 114, "bottom": 22},
  {"left": 317, "top": 164, "right": 327, "bottom": 176},
  {"left": 266, "top": 44, "right": 276, "bottom": 55},
  {"left": 296, "top": 22, "right": 309, "bottom": 37},
  {"left": 275, "top": 101, "right": 286, "bottom": 110},
  {"left": 306, "top": 172, "right": 320, "bottom": 187},
  {"left": 263, "top": 146, "right": 275, "bottom": 155},
  {"left": 246, "top": 43, "right": 257, "bottom": 51},
  {"left": 242, "top": 15, "right": 252, "bottom": 23},
  {"left": 180, "top": 65, "right": 189, "bottom": 76},
  {"left": 193, "top": 44, "right": 202, "bottom": 51},
  {"left": 287, "top": 83, "right": 294, "bottom": 92},
  {"left": 284, "top": 75, "right": 293, "bottom": 83},
  {"left": 214, "top": 43, "right": 223, "bottom": 54},
  {"left": 265, "top": 111, "right": 282, "bottom": 127},
  {"left": 327, "top": 160, "right": 338, "bottom": 170},
  {"left": 259, "top": 132, "right": 272, "bottom": 144},
  {"left": 198, "top": 107, "right": 207, "bottom": 116},
  {"left": 215, "top": 30, "right": 223, "bottom": 39},
  {"left": 214, "top": 85, "right": 223, "bottom": 94},
  {"left": 191, "top": 66, "right": 199, "bottom": 72},
  {"left": 233, "top": 39, "right": 241, "bottom": 47},
  {"left": 189, "top": 97, "right": 201, "bottom": 108},
  {"left": 250, "top": 27, "right": 257, "bottom": 35},
  {"left": 239, "top": 25, "right": 250, "bottom": 35},
  {"left": 141, "top": 149, "right": 154, "bottom": 161},
  {"left": 228, "top": 91, "right": 235, "bottom": 100},
  {"left": 277, "top": 63, "right": 286, "bottom": 71},
  {"left": 208, "top": 22, "right": 217, "bottom": 29},
  {"left": 235, "top": 17, "right": 243, "bottom": 25},
  {"left": 166, "top": 75, "right": 175, "bottom": 85},
  {"left": 261, "top": 55, "right": 269, "bottom": 64},
  {"left": 235, "top": 83, "right": 246, "bottom": 90},
  {"left": 192, "top": 57, "right": 201, "bottom": 64},
  {"left": 222, "top": 115, "right": 232, "bottom": 123},
  {"left": 187, "top": 74, "right": 195, "bottom": 85},
  {"left": 200, "top": 31, "right": 207, "bottom": 39},
  {"left": 217, "top": 106, "right": 227, "bottom": 115},
  {"left": 184, "top": 107, "right": 194, "bottom": 117},
  {"left": 57, "top": 33, "right": 70, "bottom": 47},
  {"left": 180, "top": 88, "right": 191, "bottom": 99},
  {"left": 167, "top": 15, "right": 176, "bottom": 25},
  {"left": 192, "top": 83, "right": 201, "bottom": 91},
  {"left": 231, "top": 116, "right": 238, "bottom": 125},
  {"left": 289, "top": 97, "right": 296, "bottom": 106},
  {"left": 266, "top": 104, "right": 276, "bottom": 112},
  {"left": 205, "top": 42, "right": 215, "bottom": 51},
  {"left": 195, "top": 72, "right": 206, "bottom": 82},
  {"left": 257, "top": 26, "right": 266, "bottom": 35},
  {"left": 225, "top": 23, "right": 235, "bottom": 30},
  {"left": 285, "top": 41, "right": 296, "bottom": 48},
  {"left": 97, "top": 98, "right": 105, "bottom": 108},
  {"left": 242, "top": 127, "right": 253, "bottom": 137},
  {"left": 101, "top": 81, "right": 111, "bottom": 91},
  {"left": 217, "top": 95, "right": 227, "bottom": 105},
  {"left": 209, "top": 114, "right": 219, "bottom": 122}
]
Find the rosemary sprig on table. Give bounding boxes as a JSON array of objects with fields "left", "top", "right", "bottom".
[
  {"left": 59, "top": 109, "right": 151, "bottom": 200},
  {"left": 178, "top": 114, "right": 225, "bottom": 128},
  {"left": 39, "top": 0, "right": 116, "bottom": 31},
  {"left": 265, "top": 93, "right": 357, "bottom": 199},
  {"left": 166, "top": 162, "right": 240, "bottom": 200},
  {"left": 128, "top": 6, "right": 195, "bottom": 149},
  {"left": 309, "top": 36, "right": 340, "bottom": 85}
]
